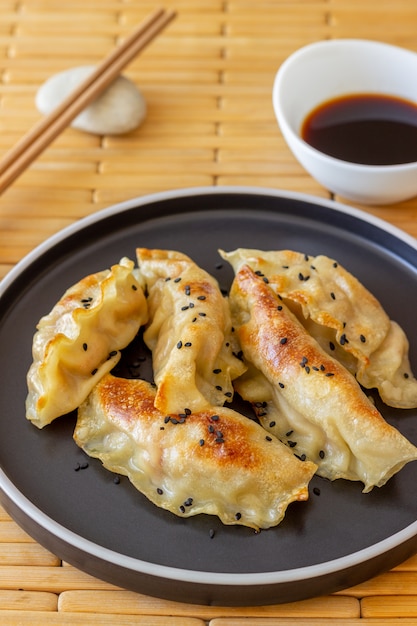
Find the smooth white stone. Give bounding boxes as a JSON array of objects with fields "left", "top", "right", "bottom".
[{"left": 35, "top": 65, "right": 147, "bottom": 135}]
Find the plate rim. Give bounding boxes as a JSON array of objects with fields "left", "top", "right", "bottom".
[{"left": 2, "top": 184, "right": 417, "bottom": 591}]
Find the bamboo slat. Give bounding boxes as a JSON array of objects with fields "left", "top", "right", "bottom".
[
  {"left": 57, "top": 590, "right": 359, "bottom": 619},
  {"left": 0, "top": 613, "right": 204, "bottom": 626}
]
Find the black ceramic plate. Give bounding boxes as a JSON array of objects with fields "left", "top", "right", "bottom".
[{"left": 1, "top": 186, "right": 417, "bottom": 606}]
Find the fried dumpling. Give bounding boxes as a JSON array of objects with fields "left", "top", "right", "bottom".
[
  {"left": 74, "top": 374, "right": 317, "bottom": 530},
  {"left": 220, "top": 248, "right": 417, "bottom": 408},
  {"left": 228, "top": 265, "right": 417, "bottom": 493},
  {"left": 26, "top": 257, "right": 148, "bottom": 428},
  {"left": 136, "top": 248, "right": 246, "bottom": 414}
]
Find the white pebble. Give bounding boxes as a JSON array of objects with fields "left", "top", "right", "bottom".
[{"left": 35, "top": 65, "right": 147, "bottom": 135}]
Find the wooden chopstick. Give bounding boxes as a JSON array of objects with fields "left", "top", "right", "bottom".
[{"left": 0, "top": 8, "right": 176, "bottom": 195}]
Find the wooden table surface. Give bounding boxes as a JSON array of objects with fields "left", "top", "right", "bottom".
[{"left": 2, "top": 1, "right": 417, "bottom": 624}]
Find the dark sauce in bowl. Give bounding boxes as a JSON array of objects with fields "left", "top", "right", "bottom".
[{"left": 301, "top": 93, "right": 417, "bottom": 165}]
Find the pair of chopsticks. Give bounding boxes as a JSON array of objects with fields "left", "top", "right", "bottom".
[{"left": 0, "top": 8, "right": 176, "bottom": 195}]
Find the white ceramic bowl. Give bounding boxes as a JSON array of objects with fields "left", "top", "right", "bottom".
[{"left": 273, "top": 39, "right": 417, "bottom": 205}]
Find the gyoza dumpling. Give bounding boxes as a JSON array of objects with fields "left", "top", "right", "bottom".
[
  {"left": 26, "top": 257, "right": 148, "bottom": 428},
  {"left": 220, "top": 248, "right": 417, "bottom": 409},
  {"left": 136, "top": 248, "right": 246, "bottom": 414},
  {"left": 228, "top": 265, "right": 417, "bottom": 493},
  {"left": 74, "top": 373, "right": 317, "bottom": 530}
]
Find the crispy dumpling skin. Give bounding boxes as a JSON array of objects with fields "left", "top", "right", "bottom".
[
  {"left": 229, "top": 265, "right": 417, "bottom": 493},
  {"left": 136, "top": 248, "right": 246, "bottom": 414},
  {"left": 220, "top": 248, "right": 417, "bottom": 408},
  {"left": 26, "top": 257, "right": 148, "bottom": 428},
  {"left": 74, "top": 374, "right": 317, "bottom": 530}
]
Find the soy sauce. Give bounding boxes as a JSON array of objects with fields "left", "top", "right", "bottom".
[{"left": 301, "top": 93, "right": 417, "bottom": 165}]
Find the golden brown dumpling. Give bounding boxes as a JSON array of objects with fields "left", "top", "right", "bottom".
[
  {"left": 228, "top": 265, "right": 417, "bottom": 493},
  {"left": 74, "top": 374, "right": 317, "bottom": 530},
  {"left": 26, "top": 257, "right": 148, "bottom": 428},
  {"left": 221, "top": 248, "right": 417, "bottom": 408},
  {"left": 136, "top": 248, "right": 246, "bottom": 414}
]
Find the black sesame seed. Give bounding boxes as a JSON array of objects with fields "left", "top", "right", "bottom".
[
  {"left": 305, "top": 366, "right": 310, "bottom": 374},
  {"left": 299, "top": 454, "right": 306, "bottom": 461},
  {"left": 91, "top": 368, "right": 98, "bottom": 376},
  {"left": 157, "top": 488, "right": 163, "bottom": 495},
  {"left": 325, "top": 372, "right": 335, "bottom": 377},
  {"left": 174, "top": 277, "right": 182, "bottom": 283},
  {"left": 197, "top": 295, "right": 206, "bottom": 300},
  {"left": 209, "top": 528, "right": 215, "bottom": 538},
  {"left": 185, "top": 285, "right": 191, "bottom": 295},
  {"left": 74, "top": 463, "right": 80, "bottom": 471},
  {"left": 263, "top": 276, "right": 269, "bottom": 284},
  {"left": 404, "top": 372, "right": 410, "bottom": 379},
  {"left": 255, "top": 270, "right": 264, "bottom": 276},
  {"left": 184, "top": 498, "right": 193, "bottom": 507},
  {"left": 265, "top": 435, "right": 272, "bottom": 442},
  {"left": 80, "top": 462, "right": 89, "bottom": 470},
  {"left": 278, "top": 382, "right": 285, "bottom": 388},
  {"left": 286, "top": 430, "right": 294, "bottom": 437},
  {"left": 235, "top": 512, "right": 242, "bottom": 520},
  {"left": 213, "top": 368, "right": 222, "bottom": 374},
  {"left": 333, "top": 262, "right": 338, "bottom": 268},
  {"left": 189, "top": 302, "right": 195, "bottom": 308},
  {"left": 131, "top": 284, "right": 138, "bottom": 291},
  {"left": 280, "top": 337, "right": 287, "bottom": 345},
  {"left": 113, "top": 476, "right": 121, "bottom": 484},
  {"left": 277, "top": 305, "right": 283, "bottom": 311},
  {"left": 269, "top": 421, "right": 276, "bottom": 427},
  {"left": 184, "top": 342, "right": 192, "bottom": 347},
  {"left": 224, "top": 391, "right": 233, "bottom": 398},
  {"left": 340, "top": 333, "right": 348, "bottom": 345},
  {"left": 288, "top": 440, "right": 297, "bottom": 448},
  {"left": 298, "top": 272, "right": 305, "bottom": 281},
  {"left": 329, "top": 341, "right": 335, "bottom": 351},
  {"left": 215, "top": 437, "right": 225, "bottom": 444},
  {"left": 211, "top": 414, "right": 220, "bottom": 421},
  {"left": 179, "top": 505, "right": 185, "bottom": 513},
  {"left": 313, "top": 487, "right": 321, "bottom": 496},
  {"left": 164, "top": 416, "right": 170, "bottom": 424},
  {"left": 82, "top": 343, "right": 88, "bottom": 351},
  {"left": 177, "top": 340, "right": 183, "bottom": 349},
  {"left": 199, "top": 312, "right": 206, "bottom": 317},
  {"left": 184, "top": 408, "right": 191, "bottom": 415},
  {"left": 181, "top": 305, "right": 189, "bottom": 311},
  {"left": 319, "top": 450, "right": 325, "bottom": 459},
  {"left": 360, "top": 334, "right": 366, "bottom": 343},
  {"left": 108, "top": 350, "right": 117, "bottom": 358},
  {"left": 199, "top": 439, "right": 205, "bottom": 446},
  {"left": 192, "top": 317, "right": 197, "bottom": 322},
  {"left": 330, "top": 292, "right": 336, "bottom": 300},
  {"left": 215, "top": 385, "right": 223, "bottom": 391},
  {"left": 208, "top": 424, "right": 215, "bottom": 433}
]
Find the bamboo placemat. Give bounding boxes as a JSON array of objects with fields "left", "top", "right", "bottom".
[{"left": 2, "top": 1, "right": 417, "bottom": 623}]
